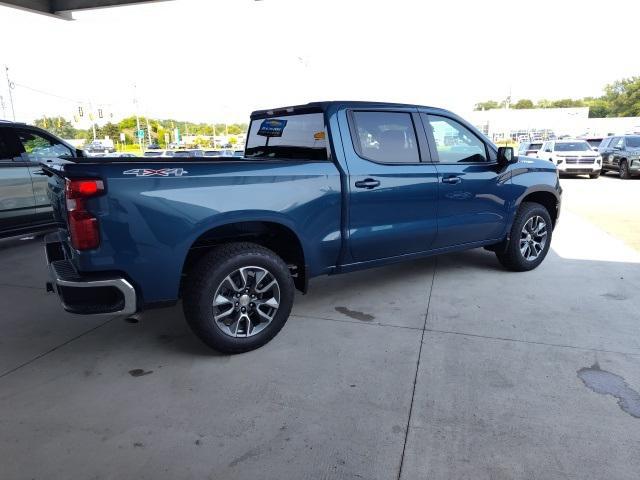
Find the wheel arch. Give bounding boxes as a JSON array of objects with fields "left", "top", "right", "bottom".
[
  {"left": 516, "top": 187, "right": 560, "bottom": 228},
  {"left": 181, "top": 218, "right": 308, "bottom": 293}
]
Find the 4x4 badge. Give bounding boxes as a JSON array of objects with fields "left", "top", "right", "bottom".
[{"left": 123, "top": 168, "right": 188, "bottom": 177}]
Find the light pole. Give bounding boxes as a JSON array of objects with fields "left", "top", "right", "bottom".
[
  {"left": 4, "top": 66, "right": 16, "bottom": 121},
  {"left": 133, "top": 84, "right": 142, "bottom": 151}
]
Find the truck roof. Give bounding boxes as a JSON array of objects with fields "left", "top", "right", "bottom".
[{"left": 250, "top": 100, "right": 440, "bottom": 118}]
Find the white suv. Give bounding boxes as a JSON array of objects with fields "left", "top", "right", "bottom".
[{"left": 536, "top": 140, "right": 602, "bottom": 178}]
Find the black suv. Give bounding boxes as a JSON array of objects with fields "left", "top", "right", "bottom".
[
  {"left": 598, "top": 135, "right": 640, "bottom": 179},
  {"left": 0, "top": 121, "right": 82, "bottom": 238}
]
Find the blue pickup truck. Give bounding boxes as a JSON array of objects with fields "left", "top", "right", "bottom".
[{"left": 43, "top": 101, "right": 561, "bottom": 353}]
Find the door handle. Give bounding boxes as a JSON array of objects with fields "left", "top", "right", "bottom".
[
  {"left": 355, "top": 178, "right": 380, "bottom": 189},
  {"left": 32, "top": 170, "right": 47, "bottom": 176},
  {"left": 442, "top": 176, "right": 461, "bottom": 184}
]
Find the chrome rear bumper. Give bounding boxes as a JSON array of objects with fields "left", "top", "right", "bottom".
[{"left": 44, "top": 231, "right": 137, "bottom": 316}]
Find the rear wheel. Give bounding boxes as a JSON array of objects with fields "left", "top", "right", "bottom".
[
  {"left": 183, "top": 242, "right": 295, "bottom": 354},
  {"left": 619, "top": 160, "right": 630, "bottom": 179},
  {"left": 496, "top": 202, "right": 553, "bottom": 271}
]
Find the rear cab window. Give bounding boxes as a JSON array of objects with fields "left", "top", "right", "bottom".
[
  {"left": 245, "top": 113, "right": 328, "bottom": 161},
  {"left": 350, "top": 111, "right": 420, "bottom": 164}
]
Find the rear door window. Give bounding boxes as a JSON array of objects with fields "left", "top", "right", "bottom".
[
  {"left": 15, "top": 129, "right": 72, "bottom": 162},
  {"left": 350, "top": 111, "right": 420, "bottom": 164},
  {"left": 245, "top": 113, "right": 328, "bottom": 161}
]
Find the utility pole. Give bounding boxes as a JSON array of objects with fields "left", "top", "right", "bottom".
[
  {"left": 4, "top": 66, "right": 16, "bottom": 121},
  {"left": 146, "top": 117, "right": 152, "bottom": 145},
  {"left": 133, "top": 84, "right": 142, "bottom": 150},
  {"left": 89, "top": 101, "right": 97, "bottom": 141}
]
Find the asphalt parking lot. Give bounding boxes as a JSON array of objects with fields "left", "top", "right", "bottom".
[{"left": 1, "top": 176, "right": 639, "bottom": 480}]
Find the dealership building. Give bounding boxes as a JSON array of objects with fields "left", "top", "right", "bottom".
[{"left": 465, "top": 107, "right": 640, "bottom": 141}]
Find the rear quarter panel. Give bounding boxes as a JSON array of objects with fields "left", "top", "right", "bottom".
[{"left": 62, "top": 160, "right": 342, "bottom": 305}]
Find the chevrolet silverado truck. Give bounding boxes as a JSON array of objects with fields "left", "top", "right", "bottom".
[{"left": 43, "top": 101, "right": 561, "bottom": 353}]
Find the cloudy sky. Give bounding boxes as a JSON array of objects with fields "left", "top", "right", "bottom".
[{"left": 0, "top": 0, "right": 638, "bottom": 126}]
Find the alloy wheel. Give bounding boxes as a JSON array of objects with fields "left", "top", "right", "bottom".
[
  {"left": 212, "top": 266, "right": 280, "bottom": 338},
  {"left": 520, "top": 215, "right": 548, "bottom": 261}
]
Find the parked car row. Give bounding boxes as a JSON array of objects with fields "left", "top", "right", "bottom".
[
  {"left": 143, "top": 148, "right": 244, "bottom": 158},
  {"left": 518, "top": 135, "right": 640, "bottom": 179}
]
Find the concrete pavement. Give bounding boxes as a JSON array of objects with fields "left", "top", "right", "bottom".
[{"left": 1, "top": 178, "right": 639, "bottom": 479}]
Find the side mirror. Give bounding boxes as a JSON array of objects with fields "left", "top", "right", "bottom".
[{"left": 497, "top": 146, "right": 514, "bottom": 166}]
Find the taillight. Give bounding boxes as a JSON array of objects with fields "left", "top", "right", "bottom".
[{"left": 65, "top": 179, "right": 105, "bottom": 250}]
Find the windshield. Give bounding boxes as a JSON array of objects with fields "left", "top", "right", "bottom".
[
  {"left": 245, "top": 112, "right": 328, "bottom": 160},
  {"left": 554, "top": 142, "right": 591, "bottom": 152},
  {"left": 626, "top": 136, "right": 640, "bottom": 148}
]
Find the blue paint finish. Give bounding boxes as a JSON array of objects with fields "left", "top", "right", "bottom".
[
  {"left": 45, "top": 101, "right": 561, "bottom": 310},
  {"left": 432, "top": 162, "right": 510, "bottom": 248},
  {"left": 64, "top": 160, "right": 342, "bottom": 303}
]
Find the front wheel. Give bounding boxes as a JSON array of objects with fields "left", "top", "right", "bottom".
[
  {"left": 183, "top": 242, "right": 295, "bottom": 354},
  {"left": 496, "top": 202, "right": 553, "bottom": 272},
  {"left": 589, "top": 172, "right": 600, "bottom": 179}
]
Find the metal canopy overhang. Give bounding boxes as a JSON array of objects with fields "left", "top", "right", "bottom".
[{"left": 0, "top": 0, "right": 172, "bottom": 20}]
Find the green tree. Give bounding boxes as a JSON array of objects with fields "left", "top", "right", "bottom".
[
  {"left": 33, "top": 116, "right": 77, "bottom": 138},
  {"left": 474, "top": 100, "right": 501, "bottom": 111},
  {"left": 584, "top": 97, "right": 610, "bottom": 118},
  {"left": 513, "top": 99, "right": 534, "bottom": 109},
  {"left": 193, "top": 136, "right": 211, "bottom": 147},
  {"left": 549, "top": 98, "right": 585, "bottom": 108},
  {"left": 101, "top": 122, "right": 120, "bottom": 141},
  {"left": 603, "top": 77, "right": 640, "bottom": 117},
  {"left": 118, "top": 116, "right": 139, "bottom": 130}
]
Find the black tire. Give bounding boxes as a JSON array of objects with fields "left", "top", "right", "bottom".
[
  {"left": 619, "top": 160, "right": 630, "bottom": 179},
  {"left": 183, "top": 242, "right": 295, "bottom": 354},
  {"left": 589, "top": 172, "right": 600, "bottom": 179},
  {"left": 496, "top": 202, "right": 553, "bottom": 272}
]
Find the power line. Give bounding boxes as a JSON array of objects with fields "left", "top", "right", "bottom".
[{"left": 12, "top": 82, "right": 85, "bottom": 104}]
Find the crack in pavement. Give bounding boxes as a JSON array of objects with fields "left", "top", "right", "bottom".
[
  {"left": 397, "top": 257, "right": 437, "bottom": 480},
  {"left": 0, "top": 316, "right": 119, "bottom": 380}
]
